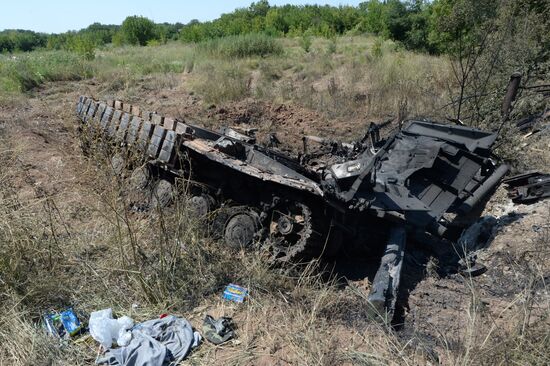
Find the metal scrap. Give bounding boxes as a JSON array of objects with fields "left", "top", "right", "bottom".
[{"left": 503, "top": 171, "right": 550, "bottom": 204}]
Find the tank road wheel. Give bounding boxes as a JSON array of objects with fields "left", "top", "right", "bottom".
[
  {"left": 212, "top": 207, "right": 261, "bottom": 249},
  {"left": 110, "top": 153, "right": 126, "bottom": 176},
  {"left": 224, "top": 212, "right": 261, "bottom": 249},
  {"left": 125, "top": 166, "right": 153, "bottom": 212},
  {"left": 190, "top": 194, "right": 216, "bottom": 217},
  {"left": 266, "top": 202, "right": 318, "bottom": 262},
  {"left": 150, "top": 179, "right": 174, "bottom": 208},
  {"left": 129, "top": 166, "right": 151, "bottom": 191}
]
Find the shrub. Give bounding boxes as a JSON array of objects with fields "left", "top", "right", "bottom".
[
  {"left": 197, "top": 33, "right": 283, "bottom": 58},
  {"left": 327, "top": 38, "right": 337, "bottom": 54},
  {"left": 192, "top": 62, "right": 250, "bottom": 103},
  {"left": 66, "top": 35, "right": 96, "bottom": 60},
  {"left": 0, "top": 30, "right": 47, "bottom": 53},
  {"left": 300, "top": 35, "right": 312, "bottom": 53},
  {"left": 371, "top": 38, "right": 383, "bottom": 58}
]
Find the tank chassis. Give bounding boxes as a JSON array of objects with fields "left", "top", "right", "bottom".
[{"left": 76, "top": 96, "right": 507, "bottom": 319}]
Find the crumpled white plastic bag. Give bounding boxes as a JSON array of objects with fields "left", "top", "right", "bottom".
[{"left": 89, "top": 308, "right": 134, "bottom": 348}]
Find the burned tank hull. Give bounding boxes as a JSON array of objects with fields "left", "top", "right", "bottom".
[
  {"left": 76, "top": 96, "right": 506, "bottom": 319},
  {"left": 323, "top": 120, "right": 507, "bottom": 238}
]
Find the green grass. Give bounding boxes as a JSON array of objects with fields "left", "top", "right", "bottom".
[
  {"left": 0, "top": 51, "right": 93, "bottom": 93},
  {"left": 196, "top": 33, "right": 283, "bottom": 58}
]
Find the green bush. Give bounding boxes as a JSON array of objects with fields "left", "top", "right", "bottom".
[
  {"left": 327, "top": 38, "right": 337, "bottom": 54},
  {"left": 66, "top": 35, "right": 96, "bottom": 60},
  {"left": 119, "top": 16, "right": 157, "bottom": 46},
  {"left": 192, "top": 62, "right": 250, "bottom": 102},
  {"left": 0, "top": 30, "right": 47, "bottom": 53},
  {"left": 371, "top": 39, "right": 383, "bottom": 58},
  {"left": 300, "top": 35, "right": 312, "bottom": 53},
  {"left": 197, "top": 33, "right": 283, "bottom": 58}
]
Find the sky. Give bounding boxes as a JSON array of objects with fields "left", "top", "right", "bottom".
[{"left": 0, "top": 0, "right": 364, "bottom": 34}]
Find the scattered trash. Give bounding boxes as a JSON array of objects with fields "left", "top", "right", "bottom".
[
  {"left": 43, "top": 308, "right": 83, "bottom": 338},
  {"left": 223, "top": 283, "right": 248, "bottom": 303},
  {"left": 202, "top": 315, "right": 235, "bottom": 345},
  {"left": 532, "top": 224, "right": 550, "bottom": 233},
  {"left": 96, "top": 315, "right": 198, "bottom": 366},
  {"left": 192, "top": 331, "right": 202, "bottom": 348},
  {"left": 43, "top": 314, "right": 61, "bottom": 337},
  {"left": 61, "top": 308, "right": 84, "bottom": 336},
  {"left": 89, "top": 308, "right": 134, "bottom": 348},
  {"left": 459, "top": 261, "right": 487, "bottom": 277}
]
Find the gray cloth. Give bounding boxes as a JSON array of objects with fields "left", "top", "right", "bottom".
[{"left": 96, "top": 315, "right": 195, "bottom": 366}]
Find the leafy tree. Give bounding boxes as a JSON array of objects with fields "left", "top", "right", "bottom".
[
  {"left": 250, "top": 0, "right": 270, "bottom": 17},
  {"left": 0, "top": 34, "right": 15, "bottom": 53},
  {"left": 404, "top": 3, "right": 433, "bottom": 52},
  {"left": 358, "top": 0, "right": 389, "bottom": 37},
  {"left": 66, "top": 34, "right": 96, "bottom": 60},
  {"left": 5, "top": 0, "right": 542, "bottom": 63},
  {"left": 428, "top": 0, "right": 497, "bottom": 120},
  {"left": 119, "top": 16, "right": 157, "bottom": 46},
  {"left": 81, "top": 23, "right": 118, "bottom": 45}
]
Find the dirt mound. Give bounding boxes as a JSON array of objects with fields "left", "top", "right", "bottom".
[
  {"left": 128, "top": 88, "right": 386, "bottom": 152},
  {"left": 207, "top": 99, "right": 346, "bottom": 148}
]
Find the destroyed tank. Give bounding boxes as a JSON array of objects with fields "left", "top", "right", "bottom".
[{"left": 76, "top": 96, "right": 507, "bottom": 319}]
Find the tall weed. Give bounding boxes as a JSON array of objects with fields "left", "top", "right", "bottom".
[
  {"left": 197, "top": 33, "right": 283, "bottom": 58},
  {"left": 192, "top": 62, "right": 250, "bottom": 103},
  {"left": 0, "top": 51, "right": 93, "bottom": 93}
]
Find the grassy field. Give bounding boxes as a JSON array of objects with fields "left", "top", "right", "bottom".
[
  {"left": 0, "top": 36, "right": 549, "bottom": 365},
  {"left": 1, "top": 36, "right": 452, "bottom": 120}
]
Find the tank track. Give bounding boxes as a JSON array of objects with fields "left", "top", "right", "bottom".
[
  {"left": 265, "top": 202, "right": 315, "bottom": 262},
  {"left": 75, "top": 96, "right": 324, "bottom": 262}
]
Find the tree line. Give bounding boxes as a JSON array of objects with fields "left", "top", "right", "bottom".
[
  {"left": 0, "top": 17, "right": 184, "bottom": 58},
  {"left": 180, "top": 0, "right": 439, "bottom": 52},
  {"left": 0, "top": 0, "right": 547, "bottom": 58}
]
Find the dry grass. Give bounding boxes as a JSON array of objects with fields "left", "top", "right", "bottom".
[{"left": 254, "top": 37, "right": 451, "bottom": 121}]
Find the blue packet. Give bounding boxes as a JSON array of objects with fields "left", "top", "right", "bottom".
[
  {"left": 60, "top": 308, "right": 82, "bottom": 336},
  {"left": 223, "top": 284, "right": 248, "bottom": 303}
]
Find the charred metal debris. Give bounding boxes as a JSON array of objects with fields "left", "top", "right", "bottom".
[
  {"left": 76, "top": 96, "right": 510, "bottom": 321},
  {"left": 503, "top": 172, "right": 550, "bottom": 204}
]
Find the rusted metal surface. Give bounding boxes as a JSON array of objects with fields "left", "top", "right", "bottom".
[{"left": 501, "top": 72, "right": 522, "bottom": 119}]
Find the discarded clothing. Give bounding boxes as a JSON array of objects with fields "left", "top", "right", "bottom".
[
  {"left": 96, "top": 315, "right": 196, "bottom": 366},
  {"left": 202, "top": 315, "right": 234, "bottom": 345}
]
